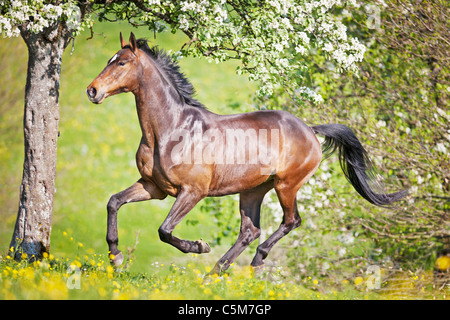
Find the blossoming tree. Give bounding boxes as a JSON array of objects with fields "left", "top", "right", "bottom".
[{"left": 1, "top": 0, "right": 365, "bottom": 260}]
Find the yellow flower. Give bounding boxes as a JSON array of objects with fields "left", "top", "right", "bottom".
[
  {"left": 106, "top": 266, "right": 115, "bottom": 279},
  {"left": 203, "top": 288, "right": 212, "bottom": 295},
  {"left": 21, "top": 253, "right": 28, "bottom": 260},
  {"left": 354, "top": 277, "right": 364, "bottom": 286},
  {"left": 24, "top": 268, "right": 35, "bottom": 281},
  {"left": 98, "top": 287, "right": 107, "bottom": 297},
  {"left": 435, "top": 256, "right": 450, "bottom": 271},
  {"left": 312, "top": 279, "right": 319, "bottom": 285}
]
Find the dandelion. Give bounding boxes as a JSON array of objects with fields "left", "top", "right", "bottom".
[
  {"left": 98, "top": 287, "right": 107, "bottom": 297},
  {"left": 106, "top": 266, "right": 114, "bottom": 278},
  {"left": 23, "top": 268, "right": 34, "bottom": 281},
  {"left": 354, "top": 277, "right": 364, "bottom": 286},
  {"left": 203, "top": 287, "right": 212, "bottom": 295}
]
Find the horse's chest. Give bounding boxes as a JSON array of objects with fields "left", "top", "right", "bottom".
[{"left": 136, "top": 143, "right": 179, "bottom": 195}]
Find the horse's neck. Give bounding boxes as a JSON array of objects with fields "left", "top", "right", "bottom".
[
  {"left": 133, "top": 70, "right": 185, "bottom": 146},
  {"left": 134, "top": 56, "right": 210, "bottom": 146}
]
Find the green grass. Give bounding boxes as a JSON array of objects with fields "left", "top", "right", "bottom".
[
  {"left": 1, "top": 250, "right": 377, "bottom": 300},
  {"left": 2, "top": 249, "right": 446, "bottom": 300}
]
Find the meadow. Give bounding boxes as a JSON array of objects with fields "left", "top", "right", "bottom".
[{"left": 0, "top": 22, "right": 448, "bottom": 300}]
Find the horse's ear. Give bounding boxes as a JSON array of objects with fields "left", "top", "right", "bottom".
[
  {"left": 120, "top": 32, "right": 127, "bottom": 49},
  {"left": 129, "top": 32, "right": 137, "bottom": 52}
]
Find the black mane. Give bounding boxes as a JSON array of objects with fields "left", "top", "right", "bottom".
[{"left": 136, "top": 39, "right": 204, "bottom": 108}]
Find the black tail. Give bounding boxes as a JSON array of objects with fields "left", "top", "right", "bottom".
[{"left": 312, "top": 124, "right": 407, "bottom": 207}]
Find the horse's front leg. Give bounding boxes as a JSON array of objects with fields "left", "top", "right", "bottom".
[
  {"left": 107, "top": 178, "right": 166, "bottom": 266},
  {"left": 158, "top": 187, "right": 210, "bottom": 254}
]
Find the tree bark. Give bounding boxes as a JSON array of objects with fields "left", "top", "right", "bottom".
[{"left": 9, "top": 23, "right": 71, "bottom": 260}]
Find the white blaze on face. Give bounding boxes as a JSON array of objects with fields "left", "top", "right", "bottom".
[{"left": 109, "top": 54, "right": 119, "bottom": 65}]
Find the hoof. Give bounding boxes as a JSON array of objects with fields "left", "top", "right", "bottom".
[
  {"left": 195, "top": 239, "right": 211, "bottom": 254},
  {"left": 110, "top": 251, "right": 124, "bottom": 267}
]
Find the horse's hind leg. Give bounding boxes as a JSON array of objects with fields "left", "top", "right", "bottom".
[
  {"left": 210, "top": 181, "right": 273, "bottom": 274},
  {"left": 107, "top": 178, "right": 166, "bottom": 266},
  {"left": 250, "top": 182, "right": 302, "bottom": 268}
]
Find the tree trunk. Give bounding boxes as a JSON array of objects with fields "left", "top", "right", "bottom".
[{"left": 9, "top": 23, "right": 71, "bottom": 261}]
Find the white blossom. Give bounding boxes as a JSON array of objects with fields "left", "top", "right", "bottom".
[
  {"left": 376, "top": 120, "right": 386, "bottom": 128},
  {"left": 180, "top": 1, "right": 197, "bottom": 12},
  {"left": 0, "top": 0, "right": 366, "bottom": 101},
  {"left": 295, "top": 45, "right": 307, "bottom": 55},
  {"left": 435, "top": 142, "right": 448, "bottom": 154},
  {"left": 178, "top": 14, "right": 189, "bottom": 31}
]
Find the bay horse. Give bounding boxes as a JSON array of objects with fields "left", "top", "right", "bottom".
[{"left": 86, "top": 33, "right": 406, "bottom": 274}]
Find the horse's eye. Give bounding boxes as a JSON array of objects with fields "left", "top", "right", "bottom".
[{"left": 118, "top": 61, "right": 125, "bottom": 66}]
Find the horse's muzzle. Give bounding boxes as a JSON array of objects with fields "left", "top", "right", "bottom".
[
  {"left": 87, "top": 87, "right": 97, "bottom": 99},
  {"left": 86, "top": 86, "right": 105, "bottom": 104}
]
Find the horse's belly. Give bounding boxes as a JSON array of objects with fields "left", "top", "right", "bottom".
[{"left": 207, "top": 165, "right": 273, "bottom": 196}]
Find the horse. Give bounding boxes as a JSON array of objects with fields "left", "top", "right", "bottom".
[{"left": 86, "top": 32, "right": 407, "bottom": 274}]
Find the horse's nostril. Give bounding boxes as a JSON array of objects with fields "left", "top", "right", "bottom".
[{"left": 87, "top": 87, "right": 97, "bottom": 98}]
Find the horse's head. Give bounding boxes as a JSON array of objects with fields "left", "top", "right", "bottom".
[{"left": 87, "top": 32, "right": 141, "bottom": 104}]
